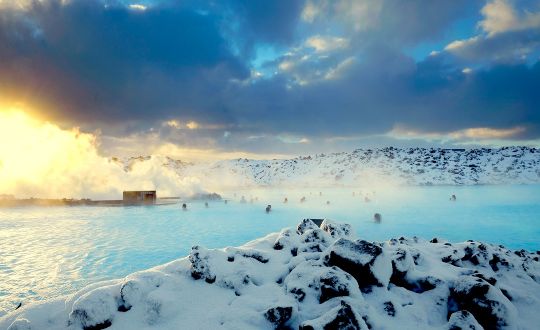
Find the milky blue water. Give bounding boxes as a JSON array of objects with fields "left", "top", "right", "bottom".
[{"left": 1, "top": 185, "right": 540, "bottom": 315}]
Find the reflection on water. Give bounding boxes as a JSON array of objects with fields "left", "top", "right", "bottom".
[{"left": 1, "top": 185, "right": 540, "bottom": 315}]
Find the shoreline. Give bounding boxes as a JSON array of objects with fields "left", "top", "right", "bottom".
[{"left": 1, "top": 219, "right": 539, "bottom": 329}]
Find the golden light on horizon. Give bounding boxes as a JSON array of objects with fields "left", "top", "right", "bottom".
[{"left": 0, "top": 107, "right": 109, "bottom": 197}]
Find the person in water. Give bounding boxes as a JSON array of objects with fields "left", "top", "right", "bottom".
[
  {"left": 205, "top": 202, "right": 209, "bottom": 208},
  {"left": 326, "top": 200, "right": 330, "bottom": 205},
  {"left": 374, "top": 213, "right": 381, "bottom": 222},
  {"left": 300, "top": 196, "right": 306, "bottom": 203},
  {"left": 182, "top": 203, "right": 187, "bottom": 210},
  {"left": 284, "top": 197, "right": 288, "bottom": 203},
  {"left": 265, "top": 205, "right": 271, "bottom": 213},
  {"left": 240, "top": 196, "right": 246, "bottom": 203},
  {"left": 450, "top": 194, "right": 457, "bottom": 201}
]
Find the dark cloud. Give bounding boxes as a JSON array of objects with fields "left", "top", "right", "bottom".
[
  {"left": 222, "top": 44, "right": 540, "bottom": 140},
  {"left": 0, "top": 0, "right": 539, "bottom": 156},
  {"left": 0, "top": 0, "right": 248, "bottom": 123}
]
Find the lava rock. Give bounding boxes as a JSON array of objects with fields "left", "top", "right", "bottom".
[
  {"left": 68, "top": 287, "right": 119, "bottom": 330},
  {"left": 489, "top": 254, "right": 511, "bottom": 272},
  {"left": 189, "top": 246, "right": 216, "bottom": 283},
  {"left": 289, "top": 287, "right": 306, "bottom": 302},
  {"left": 390, "top": 248, "right": 441, "bottom": 293},
  {"left": 324, "top": 238, "right": 388, "bottom": 293},
  {"left": 300, "top": 301, "right": 367, "bottom": 330},
  {"left": 319, "top": 267, "right": 357, "bottom": 303},
  {"left": 447, "top": 310, "right": 482, "bottom": 330},
  {"left": 383, "top": 301, "right": 396, "bottom": 317},
  {"left": 320, "top": 220, "right": 352, "bottom": 238},
  {"left": 273, "top": 229, "right": 294, "bottom": 250},
  {"left": 448, "top": 276, "right": 516, "bottom": 329},
  {"left": 264, "top": 306, "right": 293, "bottom": 329},
  {"left": 302, "top": 229, "right": 327, "bottom": 245},
  {"left": 297, "top": 219, "right": 320, "bottom": 235}
]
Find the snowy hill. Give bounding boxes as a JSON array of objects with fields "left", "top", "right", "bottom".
[
  {"left": 2, "top": 219, "right": 539, "bottom": 329},
  {"left": 117, "top": 147, "right": 540, "bottom": 189}
]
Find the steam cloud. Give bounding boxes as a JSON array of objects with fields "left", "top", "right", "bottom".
[{"left": 0, "top": 111, "right": 203, "bottom": 199}]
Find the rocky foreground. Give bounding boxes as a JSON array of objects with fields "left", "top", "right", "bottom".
[{"left": 2, "top": 219, "right": 540, "bottom": 329}]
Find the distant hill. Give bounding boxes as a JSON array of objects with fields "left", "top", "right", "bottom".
[{"left": 115, "top": 146, "right": 540, "bottom": 188}]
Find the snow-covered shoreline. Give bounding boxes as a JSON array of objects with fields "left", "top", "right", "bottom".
[{"left": 2, "top": 219, "right": 539, "bottom": 330}]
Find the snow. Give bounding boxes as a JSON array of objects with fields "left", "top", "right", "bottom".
[
  {"left": 117, "top": 147, "right": 540, "bottom": 188},
  {"left": 2, "top": 219, "right": 539, "bottom": 330}
]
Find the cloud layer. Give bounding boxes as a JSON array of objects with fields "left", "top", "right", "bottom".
[{"left": 0, "top": 0, "right": 539, "bottom": 156}]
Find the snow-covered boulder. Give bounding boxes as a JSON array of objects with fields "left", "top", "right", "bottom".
[
  {"left": 323, "top": 238, "right": 391, "bottom": 293},
  {"left": 1, "top": 219, "right": 539, "bottom": 329},
  {"left": 299, "top": 300, "right": 368, "bottom": 330},
  {"left": 447, "top": 310, "right": 483, "bottom": 330}
]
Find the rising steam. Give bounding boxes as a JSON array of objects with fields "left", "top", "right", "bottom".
[{"left": 0, "top": 110, "right": 202, "bottom": 199}]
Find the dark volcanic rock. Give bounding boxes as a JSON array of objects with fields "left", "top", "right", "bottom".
[
  {"left": 324, "top": 238, "right": 387, "bottom": 293},
  {"left": 297, "top": 219, "right": 320, "bottom": 235},
  {"left": 300, "top": 301, "right": 367, "bottom": 330},
  {"left": 319, "top": 267, "right": 356, "bottom": 303},
  {"left": 189, "top": 246, "right": 216, "bottom": 283},
  {"left": 390, "top": 252, "right": 441, "bottom": 293},
  {"left": 447, "top": 310, "right": 482, "bottom": 330},
  {"left": 69, "top": 310, "right": 112, "bottom": 330},
  {"left": 273, "top": 229, "right": 293, "bottom": 250},
  {"left": 320, "top": 220, "right": 352, "bottom": 238},
  {"left": 448, "top": 276, "right": 516, "bottom": 329},
  {"left": 264, "top": 306, "right": 293, "bottom": 328},
  {"left": 383, "top": 301, "right": 396, "bottom": 317}
]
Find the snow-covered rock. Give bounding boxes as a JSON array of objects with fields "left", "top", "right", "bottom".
[
  {"left": 116, "top": 147, "right": 540, "bottom": 188},
  {"left": 2, "top": 219, "right": 539, "bottom": 329}
]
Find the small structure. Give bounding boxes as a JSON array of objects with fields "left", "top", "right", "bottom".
[{"left": 123, "top": 191, "right": 156, "bottom": 204}]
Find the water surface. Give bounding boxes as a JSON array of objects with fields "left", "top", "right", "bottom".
[{"left": 1, "top": 185, "right": 539, "bottom": 315}]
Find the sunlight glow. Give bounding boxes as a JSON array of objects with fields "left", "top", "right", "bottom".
[
  {"left": 0, "top": 109, "right": 106, "bottom": 196},
  {"left": 0, "top": 108, "right": 202, "bottom": 199}
]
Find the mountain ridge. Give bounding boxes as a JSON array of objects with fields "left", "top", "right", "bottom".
[{"left": 115, "top": 146, "right": 540, "bottom": 188}]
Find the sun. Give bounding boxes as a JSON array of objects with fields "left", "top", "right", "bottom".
[{"left": 0, "top": 106, "right": 100, "bottom": 196}]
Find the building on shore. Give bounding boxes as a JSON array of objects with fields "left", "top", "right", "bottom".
[{"left": 123, "top": 191, "right": 157, "bottom": 204}]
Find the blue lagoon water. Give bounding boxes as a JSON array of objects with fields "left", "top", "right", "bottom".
[{"left": 1, "top": 185, "right": 540, "bottom": 314}]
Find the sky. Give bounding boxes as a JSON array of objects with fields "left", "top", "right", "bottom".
[{"left": 1, "top": 0, "right": 540, "bottom": 160}]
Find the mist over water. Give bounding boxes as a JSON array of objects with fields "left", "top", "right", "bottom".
[
  {"left": 1, "top": 185, "right": 539, "bottom": 315},
  {"left": 0, "top": 111, "right": 207, "bottom": 200}
]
